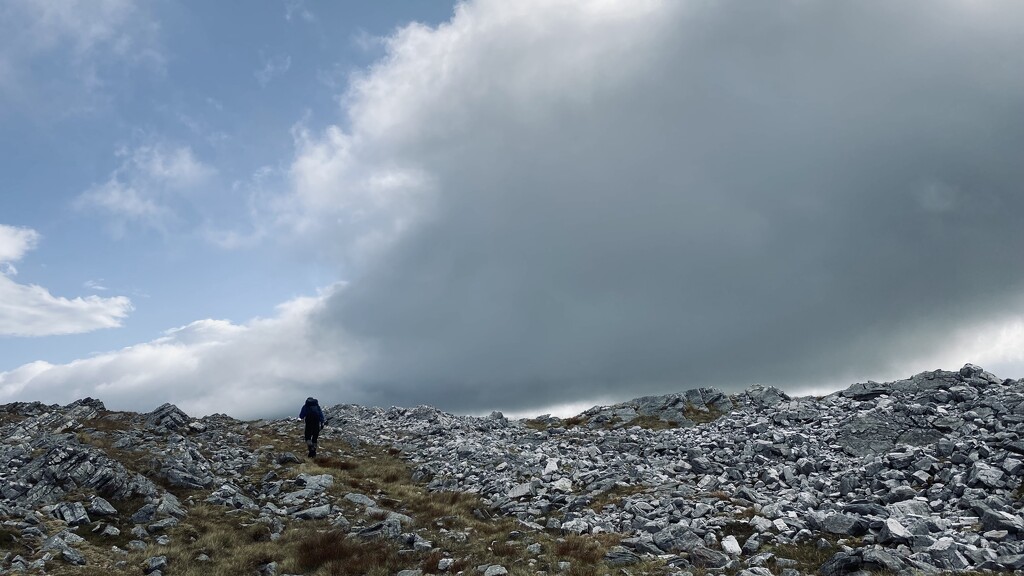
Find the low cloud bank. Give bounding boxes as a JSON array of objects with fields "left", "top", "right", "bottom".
[{"left": 0, "top": 224, "right": 133, "bottom": 337}]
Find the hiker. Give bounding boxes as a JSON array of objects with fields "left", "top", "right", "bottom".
[{"left": 299, "top": 397, "right": 325, "bottom": 457}]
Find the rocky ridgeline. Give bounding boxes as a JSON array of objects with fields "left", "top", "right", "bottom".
[{"left": 0, "top": 364, "right": 1021, "bottom": 575}]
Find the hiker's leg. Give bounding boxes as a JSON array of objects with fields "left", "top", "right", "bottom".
[{"left": 304, "top": 431, "right": 315, "bottom": 456}]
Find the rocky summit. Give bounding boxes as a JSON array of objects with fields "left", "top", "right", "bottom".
[{"left": 2, "top": 364, "right": 1024, "bottom": 576}]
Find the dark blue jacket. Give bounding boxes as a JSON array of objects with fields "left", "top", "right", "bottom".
[
  {"left": 299, "top": 393, "right": 323, "bottom": 430},
  {"left": 300, "top": 397, "right": 325, "bottom": 427}
]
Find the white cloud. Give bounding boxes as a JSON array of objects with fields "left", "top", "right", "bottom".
[
  {"left": 75, "top": 144, "right": 214, "bottom": 233},
  {"left": 0, "top": 224, "right": 133, "bottom": 337},
  {"left": 284, "top": 0, "right": 315, "bottom": 23},
  {"left": 0, "top": 224, "right": 39, "bottom": 265},
  {"left": 0, "top": 0, "right": 163, "bottom": 106},
  {"left": 0, "top": 289, "right": 358, "bottom": 419},
  {"left": 283, "top": 0, "right": 1024, "bottom": 413},
  {"left": 255, "top": 54, "right": 292, "bottom": 87},
  {"left": 8, "top": 0, "right": 1024, "bottom": 417},
  {"left": 84, "top": 280, "right": 108, "bottom": 291}
]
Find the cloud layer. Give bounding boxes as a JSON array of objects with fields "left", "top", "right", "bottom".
[
  {"left": 0, "top": 291, "right": 352, "bottom": 419},
  {"left": 300, "top": 0, "right": 1024, "bottom": 411},
  {"left": 75, "top": 144, "right": 215, "bottom": 235},
  {"left": 0, "top": 0, "right": 163, "bottom": 111},
  {"left": 5, "top": 0, "right": 1024, "bottom": 417},
  {"left": 0, "top": 224, "right": 133, "bottom": 336}
]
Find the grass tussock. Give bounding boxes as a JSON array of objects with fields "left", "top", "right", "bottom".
[
  {"left": 683, "top": 405, "right": 727, "bottom": 424},
  {"left": 765, "top": 541, "right": 842, "bottom": 573},
  {"left": 555, "top": 534, "right": 605, "bottom": 563},
  {"left": 589, "top": 484, "right": 648, "bottom": 511},
  {"left": 626, "top": 415, "right": 679, "bottom": 430},
  {"left": 293, "top": 530, "right": 405, "bottom": 576},
  {"left": 79, "top": 411, "right": 134, "bottom": 432},
  {"left": 524, "top": 415, "right": 590, "bottom": 431}
]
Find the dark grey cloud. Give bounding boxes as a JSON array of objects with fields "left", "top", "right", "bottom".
[{"left": 308, "top": 0, "right": 1024, "bottom": 412}]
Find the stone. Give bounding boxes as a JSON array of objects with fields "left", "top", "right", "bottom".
[
  {"left": 981, "top": 509, "right": 1024, "bottom": 533},
  {"left": 55, "top": 501, "right": 90, "bottom": 526},
  {"left": 147, "top": 517, "right": 179, "bottom": 533},
  {"left": 878, "top": 518, "right": 913, "bottom": 544},
  {"left": 143, "top": 556, "right": 168, "bottom": 574},
  {"left": 145, "top": 404, "right": 190, "bottom": 430},
  {"left": 156, "top": 493, "right": 188, "bottom": 518},
  {"left": 689, "top": 545, "right": 731, "bottom": 568},
  {"left": 507, "top": 482, "right": 535, "bottom": 499},
  {"left": 819, "top": 551, "right": 862, "bottom": 576},
  {"left": 604, "top": 546, "right": 641, "bottom": 565},
  {"left": 294, "top": 504, "right": 332, "bottom": 520},
  {"left": 343, "top": 492, "right": 376, "bottom": 507},
  {"left": 928, "top": 538, "right": 970, "bottom": 571},
  {"left": 887, "top": 499, "right": 930, "bottom": 517},
  {"left": 88, "top": 496, "right": 118, "bottom": 517},
  {"left": 131, "top": 503, "right": 158, "bottom": 524},
  {"left": 483, "top": 566, "right": 508, "bottom": 576},
  {"left": 721, "top": 535, "right": 742, "bottom": 556},
  {"left": 62, "top": 546, "right": 87, "bottom": 565},
  {"left": 357, "top": 517, "right": 402, "bottom": 540},
  {"left": 811, "top": 513, "right": 868, "bottom": 536},
  {"left": 968, "top": 462, "right": 1005, "bottom": 488}
]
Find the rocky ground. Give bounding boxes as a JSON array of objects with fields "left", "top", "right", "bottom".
[{"left": 1, "top": 364, "right": 1024, "bottom": 575}]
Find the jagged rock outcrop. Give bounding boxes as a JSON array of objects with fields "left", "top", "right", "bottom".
[{"left": 2, "top": 364, "right": 1024, "bottom": 574}]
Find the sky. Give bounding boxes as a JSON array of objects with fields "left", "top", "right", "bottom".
[{"left": 2, "top": 0, "right": 1024, "bottom": 420}]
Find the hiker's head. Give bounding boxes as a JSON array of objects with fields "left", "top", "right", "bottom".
[{"left": 305, "top": 397, "right": 318, "bottom": 406}]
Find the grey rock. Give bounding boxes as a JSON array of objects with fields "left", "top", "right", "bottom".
[
  {"left": 357, "top": 517, "right": 402, "bottom": 540},
  {"left": 147, "top": 517, "right": 179, "bottom": 533},
  {"left": 810, "top": 513, "right": 868, "bottom": 536},
  {"left": 688, "top": 545, "right": 731, "bottom": 568},
  {"left": 131, "top": 503, "right": 158, "bottom": 524},
  {"left": 878, "top": 518, "right": 913, "bottom": 544},
  {"left": 294, "top": 504, "right": 332, "bottom": 520},
  {"left": 604, "top": 546, "right": 641, "bottom": 565},
  {"left": 143, "top": 555, "right": 168, "bottom": 574},
  {"left": 88, "top": 496, "right": 118, "bottom": 517},
  {"left": 343, "top": 492, "right": 376, "bottom": 507},
  {"left": 145, "top": 404, "right": 190, "bottom": 431},
  {"left": 62, "top": 546, "right": 87, "bottom": 565},
  {"left": 721, "top": 535, "right": 742, "bottom": 556},
  {"left": 981, "top": 509, "right": 1024, "bottom": 533},
  {"left": 967, "top": 462, "right": 1005, "bottom": 488},
  {"left": 54, "top": 501, "right": 90, "bottom": 526}
]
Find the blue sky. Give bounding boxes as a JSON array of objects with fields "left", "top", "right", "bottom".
[
  {"left": 3, "top": 1, "right": 1024, "bottom": 419},
  {"left": 0, "top": 0, "right": 454, "bottom": 365}
]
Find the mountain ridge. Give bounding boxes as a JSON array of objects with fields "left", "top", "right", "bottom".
[{"left": 1, "top": 364, "right": 1023, "bottom": 575}]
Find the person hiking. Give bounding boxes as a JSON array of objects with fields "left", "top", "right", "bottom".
[{"left": 299, "top": 397, "right": 325, "bottom": 457}]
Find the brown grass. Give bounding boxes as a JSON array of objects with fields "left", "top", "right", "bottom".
[
  {"left": 79, "top": 411, "right": 134, "bottom": 432},
  {"left": 45, "top": 421, "right": 682, "bottom": 576},
  {"left": 563, "top": 416, "right": 588, "bottom": 428},
  {"left": 626, "top": 415, "right": 680, "bottom": 430},
  {"left": 683, "top": 404, "right": 727, "bottom": 424},
  {"left": 292, "top": 530, "right": 406, "bottom": 576},
  {"left": 523, "top": 419, "right": 550, "bottom": 431},
  {"left": 554, "top": 535, "right": 605, "bottom": 563},
  {"left": 589, "top": 483, "right": 648, "bottom": 511},
  {"left": 764, "top": 541, "right": 843, "bottom": 574}
]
